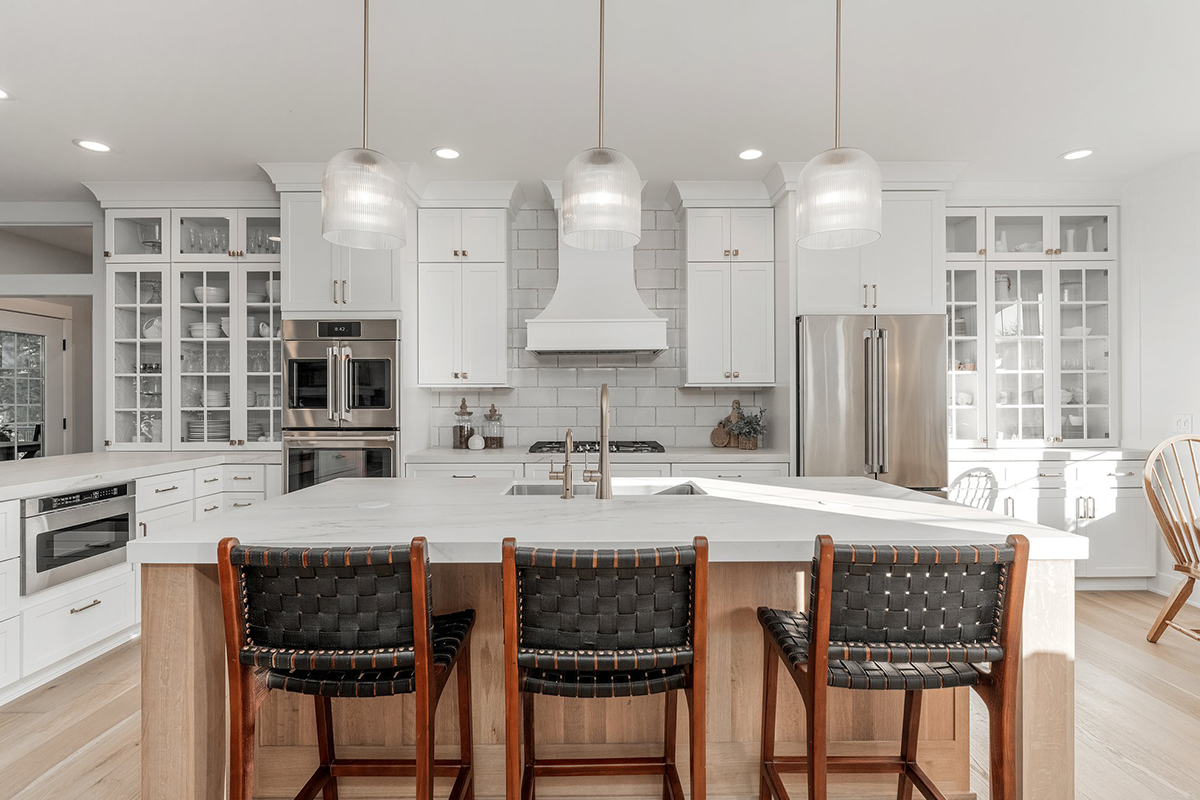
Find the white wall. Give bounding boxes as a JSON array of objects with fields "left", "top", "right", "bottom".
[{"left": 1120, "top": 153, "right": 1200, "bottom": 589}]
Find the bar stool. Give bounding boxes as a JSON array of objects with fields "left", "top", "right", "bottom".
[
  {"left": 501, "top": 538, "right": 708, "bottom": 800},
  {"left": 217, "top": 537, "right": 476, "bottom": 800},
  {"left": 758, "top": 535, "right": 1028, "bottom": 800}
]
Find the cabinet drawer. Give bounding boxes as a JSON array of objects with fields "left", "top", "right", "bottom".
[
  {"left": 138, "top": 502, "right": 194, "bottom": 538},
  {"left": 671, "top": 463, "right": 790, "bottom": 479},
  {"left": 223, "top": 465, "right": 265, "bottom": 492},
  {"left": 1072, "top": 461, "right": 1142, "bottom": 489},
  {"left": 0, "top": 500, "right": 18, "bottom": 561},
  {"left": 0, "top": 559, "right": 17, "bottom": 623},
  {"left": 194, "top": 466, "right": 224, "bottom": 497},
  {"left": 225, "top": 492, "right": 266, "bottom": 511},
  {"left": 194, "top": 496, "right": 225, "bottom": 519},
  {"left": 21, "top": 571, "right": 135, "bottom": 674},
  {"left": 0, "top": 616, "right": 18, "bottom": 691},
  {"left": 405, "top": 463, "right": 525, "bottom": 479},
  {"left": 137, "top": 471, "right": 195, "bottom": 512}
]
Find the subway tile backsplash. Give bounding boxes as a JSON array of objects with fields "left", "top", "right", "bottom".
[{"left": 428, "top": 210, "right": 762, "bottom": 448}]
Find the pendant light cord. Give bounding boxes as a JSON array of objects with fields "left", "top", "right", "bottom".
[
  {"left": 363, "top": 0, "right": 370, "bottom": 150},
  {"left": 834, "top": 0, "right": 841, "bottom": 148},
  {"left": 598, "top": 0, "right": 605, "bottom": 149}
]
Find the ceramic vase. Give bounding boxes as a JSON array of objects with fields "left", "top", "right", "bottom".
[
  {"left": 1065, "top": 229, "right": 1076, "bottom": 253},
  {"left": 1085, "top": 226, "right": 1095, "bottom": 252},
  {"left": 997, "top": 230, "right": 1009, "bottom": 253}
]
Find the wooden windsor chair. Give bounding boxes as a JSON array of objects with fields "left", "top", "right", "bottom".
[{"left": 1144, "top": 435, "right": 1200, "bottom": 643}]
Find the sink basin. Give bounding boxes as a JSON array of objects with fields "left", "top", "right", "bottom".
[{"left": 503, "top": 482, "right": 706, "bottom": 497}]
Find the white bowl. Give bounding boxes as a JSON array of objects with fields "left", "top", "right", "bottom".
[
  {"left": 193, "top": 286, "right": 229, "bottom": 304},
  {"left": 1062, "top": 326, "right": 1091, "bottom": 337},
  {"left": 246, "top": 293, "right": 268, "bottom": 303},
  {"left": 1067, "top": 415, "right": 1084, "bottom": 426},
  {"left": 265, "top": 280, "right": 281, "bottom": 302}
]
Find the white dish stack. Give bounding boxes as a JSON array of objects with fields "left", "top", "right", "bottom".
[
  {"left": 186, "top": 419, "right": 231, "bottom": 442},
  {"left": 188, "top": 322, "right": 224, "bottom": 339},
  {"left": 202, "top": 389, "right": 230, "bottom": 408}
]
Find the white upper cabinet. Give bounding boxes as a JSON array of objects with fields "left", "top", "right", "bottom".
[
  {"left": 946, "top": 208, "right": 986, "bottom": 261},
  {"left": 418, "top": 209, "right": 507, "bottom": 263},
  {"left": 684, "top": 262, "right": 731, "bottom": 385},
  {"left": 105, "top": 210, "right": 169, "bottom": 262},
  {"left": 685, "top": 208, "right": 773, "bottom": 262},
  {"left": 797, "top": 191, "right": 945, "bottom": 315},
  {"left": 986, "top": 208, "right": 1054, "bottom": 260},
  {"left": 729, "top": 261, "right": 775, "bottom": 385},
  {"left": 1053, "top": 207, "right": 1115, "bottom": 260},
  {"left": 417, "top": 261, "right": 507, "bottom": 387},
  {"left": 280, "top": 193, "right": 402, "bottom": 314},
  {"left": 985, "top": 207, "right": 1114, "bottom": 260}
]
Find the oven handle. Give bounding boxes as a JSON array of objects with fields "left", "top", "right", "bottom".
[
  {"left": 340, "top": 345, "right": 353, "bottom": 424},
  {"left": 284, "top": 434, "right": 396, "bottom": 444},
  {"left": 326, "top": 346, "right": 338, "bottom": 422}
]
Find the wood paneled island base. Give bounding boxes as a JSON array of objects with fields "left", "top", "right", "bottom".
[{"left": 141, "top": 560, "right": 1073, "bottom": 800}]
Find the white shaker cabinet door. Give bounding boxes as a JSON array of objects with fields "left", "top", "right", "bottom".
[
  {"left": 686, "top": 209, "right": 731, "bottom": 262},
  {"left": 729, "top": 208, "right": 774, "bottom": 262},
  {"left": 281, "top": 194, "right": 340, "bottom": 313},
  {"left": 460, "top": 263, "right": 508, "bottom": 386},
  {"left": 0, "top": 617, "right": 17, "bottom": 692},
  {"left": 417, "top": 209, "right": 461, "bottom": 262},
  {"left": 729, "top": 261, "right": 775, "bottom": 385},
  {"left": 685, "top": 263, "right": 732, "bottom": 385},
  {"left": 796, "top": 246, "right": 867, "bottom": 313},
  {"left": 860, "top": 191, "right": 945, "bottom": 314},
  {"left": 461, "top": 209, "right": 508, "bottom": 263},
  {"left": 1081, "top": 488, "right": 1154, "bottom": 578},
  {"left": 417, "top": 263, "right": 463, "bottom": 386},
  {"left": 341, "top": 248, "right": 401, "bottom": 312}
]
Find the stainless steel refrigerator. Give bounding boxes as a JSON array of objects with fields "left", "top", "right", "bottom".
[{"left": 796, "top": 314, "right": 947, "bottom": 494}]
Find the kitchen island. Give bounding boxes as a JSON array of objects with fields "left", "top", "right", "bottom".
[{"left": 129, "top": 476, "right": 1085, "bottom": 800}]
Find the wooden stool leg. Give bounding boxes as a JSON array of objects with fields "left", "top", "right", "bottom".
[
  {"left": 686, "top": 680, "right": 706, "bottom": 800},
  {"left": 987, "top": 690, "right": 1017, "bottom": 800},
  {"left": 759, "top": 633, "right": 779, "bottom": 800},
  {"left": 1149, "top": 577, "right": 1195, "bottom": 642},
  {"left": 457, "top": 646, "right": 475, "bottom": 800},
  {"left": 314, "top": 696, "right": 338, "bottom": 800},
  {"left": 228, "top": 668, "right": 258, "bottom": 800},
  {"left": 896, "top": 690, "right": 922, "bottom": 800},
  {"left": 805, "top": 682, "right": 828, "bottom": 800},
  {"left": 416, "top": 693, "right": 435, "bottom": 800},
  {"left": 522, "top": 692, "right": 536, "bottom": 800},
  {"left": 664, "top": 689, "right": 678, "bottom": 800}
]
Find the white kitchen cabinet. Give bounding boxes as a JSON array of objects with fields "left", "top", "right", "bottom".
[
  {"left": 797, "top": 192, "right": 944, "bottom": 315},
  {"left": 21, "top": 571, "right": 136, "bottom": 675},
  {"left": 106, "top": 264, "right": 172, "bottom": 450},
  {"left": 417, "top": 261, "right": 507, "bottom": 387},
  {"left": 104, "top": 209, "right": 169, "bottom": 262},
  {"left": 194, "top": 496, "right": 225, "bottom": 520},
  {"left": 526, "top": 462, "right": 673, "bottom": 480},
  {"left": 987, "top": 208, "right": 1054, "bottom": 261},
  {"left": 0, "top": 617, "right": 18, "bottom": 692},
  {"left": 1076, "top": 488, "right": 1152, "bottom": 577},
  {"left": 137, "top": 470, "right": 195, "bottom": 512},
  {"left": 0, "top": 500, "right": 19, "bottom": 561},
  {"left": 280, "top": 193, "right": 402, "bottom": 314},
  {"left": 685, "top": 208, "right": 773, "bottom": 263},
  {"left": 946, "top": 208, "right": 986, "bottom": 261},
  {"left": 1052, "top": 208, "right": 1115, "bottom": 260},
  {"left": 671, "top": 463, "right": 790, "bottom": 479},
  {"left": 223, "top": 464, "right": 265, "bottom": 492},
  {"left": 684, "top": 261, "right": 774, "bottom": 386},
  {"left": 137, "top": 498, "right": 194, "bottom": 537},
  {"left": 985, "top": 207, "right": 1115, "bottom": 262},
  {"left": 405, "top": 463, "right": 525, "bottom": 479},
  {"left": 0, "top": 559, "right": 18, "bottom": 624},
  {"left": 418, "top": 209, "right": 508, "bottom": 263},
  {"left": 225, "top": 492, "right": 266, "bottom": 511},
  {"left": 236, "top": 210, "right": 282, "bottom": 262}
]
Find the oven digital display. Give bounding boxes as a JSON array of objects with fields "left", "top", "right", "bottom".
[
  {"left": 39, "top": 484, "right": 129, "bottom": 513},
  {"left": 318, "top": 321, "right": 361, "bottom": 337}
]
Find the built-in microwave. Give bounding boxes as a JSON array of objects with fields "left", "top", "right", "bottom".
[{"left": 21, "top": 482, "right": 136, "bottom": 595}]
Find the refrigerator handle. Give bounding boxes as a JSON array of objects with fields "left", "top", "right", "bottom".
[
  {"left": 864, "top": 329, "right": 877, "bottom": 474},
  {"left": 325, "top": 347, "right": 338, "bottom": 422},
  {"left": 878, "top": 328, "right": 889, "bottom": 474}
]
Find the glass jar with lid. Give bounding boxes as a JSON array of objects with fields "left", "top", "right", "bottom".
[
  {"left": 452, "top": 398, "right": 473, "bottom": 449},
  {"left": 482, "top": 404, "right": 504, "bottom": 449}
]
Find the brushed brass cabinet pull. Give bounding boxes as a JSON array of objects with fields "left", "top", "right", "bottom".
[{"left": 70, "top": 599, "right": 102, "bottom": 615}]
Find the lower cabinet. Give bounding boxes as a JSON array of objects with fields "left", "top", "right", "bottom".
[
  {"left": 404, "top": 461, "right": 793, "bottom": 480},
  {"left": 0, "top": 617, "right": 18, "bottom": 692},
  {"left": 671, "top": 463, "right": 791, "bottom": 479},
  {"left": 0, "top": 558, "right": 18, "bottom": 624},
  {"left": 405, "top": 463, "right": 525, "bottom": 479},
  {"left": 21, "top": 570, "right": 136, "bottom": 675},
  {"left": 1074, "top": 486, "right": 1153, "bottom": 578}
]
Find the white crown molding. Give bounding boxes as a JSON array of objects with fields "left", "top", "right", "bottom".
[
  {"left": 83, "top": 181, "right": 279, "bottom": 208},
  {"left": 773, "top": 161, "right": 967, "bottom": 193},
  {"left": 417, "top": 181, "right": 522, "bottom": 213},
  {"left": 258, "top": 161, "right": 426, "bottom": 205},
  {"left": 947, "top": 180, "right": 1127, "bottom": 206}
]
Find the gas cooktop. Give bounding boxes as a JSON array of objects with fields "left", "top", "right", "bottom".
[{"left": 528, "top": 440, "right": 666, "bottom": 454}]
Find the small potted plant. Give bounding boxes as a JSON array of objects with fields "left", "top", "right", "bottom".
[{"left": 729, "top": 408, "right": 766, "bottom": 450}]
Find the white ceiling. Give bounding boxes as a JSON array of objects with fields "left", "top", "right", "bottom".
[{"left": 2, "top": 0, "right": 1197, "bottom": 202}]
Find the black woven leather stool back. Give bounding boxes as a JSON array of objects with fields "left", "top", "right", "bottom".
[
  {"left": 229, "top": 544, "right": 431, "bottom": 652},
  {"left": 815, "top": 543, "right": 1016, "bottom": 657},
  {"left": 513, "top": 546, "right": 698, "bottom": 656}
]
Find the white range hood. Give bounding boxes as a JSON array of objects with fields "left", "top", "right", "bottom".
[{"left": 525, "top": 214, "right": 668, "bottom": 356}]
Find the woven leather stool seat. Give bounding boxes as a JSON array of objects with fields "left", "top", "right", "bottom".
[{"left": 521, "top": 665, "right": 690, "bottom": 698}]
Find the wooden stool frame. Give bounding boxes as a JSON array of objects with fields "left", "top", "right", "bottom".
[
  {"left": 501, "top": 537, "right": 708, "bottom": 800},
  {"left": 1144, "top": 435, "right": 1200, "bottom": 643},
  {"left": 759, "top": 534, "right": 1029, "bottom": 800},
  {"left": 217, "top": 536, "right": 475, "bottom": 800}
]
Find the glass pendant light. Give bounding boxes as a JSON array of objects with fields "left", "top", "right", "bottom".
[
  {"left": 797, "top": 0, "right": 881, "bottom": 250},
  {"left": 561, "top": 0, "right": 641, "bottom": 251},
  {"left": 322, "top": 0, "right": 406, "bottom": 250}
]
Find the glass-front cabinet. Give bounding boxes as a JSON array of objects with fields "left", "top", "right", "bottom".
[
  {"left": 1054, "top": 208, "right": 1114, "bottom": 260},
  {"left": 987, "top": 208, "right": 1054, "bottom": 260},
  {"left": 242, "top": 268, "right": 283, "bottom": 446},
  {"left": 986, "top": 207, "right": 1115, "bottom": 261},
  {"left": 946, "top": 209, "right": 986, "bottom": 261},
  {"left": 106, "top": 265, "right": 171, "bottom": 449},
  {"left": 946, "top": 266, "right": 986, "bottom": 447},
  {"left": 238, "top": 211, "right": 282, "bottom": 262},
  {"left": 1055, "top": 266, "right": 1112, "bottom": 443},
  {"left": 989, "top": 267, "right": 1049, "bottom": 446},
  {"left": 104, "top": 210, "right": 169, "bottom": 262},
  {"left": 174, "top": 209, "right": 235, "bottom": 261}
]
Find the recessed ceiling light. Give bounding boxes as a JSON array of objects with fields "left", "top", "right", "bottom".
[
  {"left": 0, "top": 89, "right": 12, "bottom": 101},
  {"left": 1060, "top": 148, "right": 1094, "bottom": 161},
  {"left": 739, "top": 149, "right": 763, "bottom": 160},
  {"left": 432, "top": 147, "right": 460, "bottom": 159},
  {"left": 73, "top": 139, "right": 111, "bottom": 152}
]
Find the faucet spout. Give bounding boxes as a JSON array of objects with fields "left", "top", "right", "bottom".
[
  {"left": 596, "top": 384, "right": 613, "bottom": 499},
  {"left": 548, "top": 428, "right": 574, "bottom": 499}
]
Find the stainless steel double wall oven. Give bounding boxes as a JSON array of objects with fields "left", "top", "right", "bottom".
[{"left": 282, "top": 319, "right": 401, "bottom": 492}]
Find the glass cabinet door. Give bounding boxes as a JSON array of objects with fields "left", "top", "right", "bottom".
[
  {"left": 946, "top": 209, "right": 985, "bottom": 261},
  {"left": 1056, "top": 266, "right": 1112, "bottom": 443},
  {"left": 108, "top": 267, "right": 169, "bottom": 449},
  {"left": 176, "top": 267, "right": 233, "bottom": 447},
  {"left": 990, "top": 267, "right": 1049, "bottom": 445},
  {"left": 1054, "top": 208, "right": 1115, "bottom": 260},
  {"left": 174, "top": 210, "right": 235, "bottom": 261},
  {"left": 105, "top": 210, "right": 168, "bottom": 262},
  {"left": 242, "top": 268, "right": 282, "bottom": 446},
  {"left": 238, "top": 211, "right": 281, "bottom": 262},
  {"left": 986, "top": 208, "right": 1053, "bottom": 260},
  {"left": 947, "top": 267, "right": 986, "bottom": 447}
]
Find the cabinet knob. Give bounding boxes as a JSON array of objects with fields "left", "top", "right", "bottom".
[
  {"left": 978, "top": 248, "right": 986, "bottom": 256},
  {"left": 454, "top": 249, "right": 460, "bottom": 257},
  {"left": 239, "top": 249, "right": 246, "bottom": 257},
  {"left": 462, "top": 249, "right": 468, "bottom": 257},
  {"left": 724, "top": 371, "right": 732, "bottom": 378},
  {"left": 723, "top": 249, "right": 730, "bottom": 257},
  {"left": 229, "top": 439, "right": 236, "bottom": 446},
  {"left": 732, "top": 249, "right": 739, "bottom": 257},
  {"left": 462, "top": 372, "right": 468, "bottom": 379},
  {"left": 1045, "top": 248, "right": 1054, "bottom": 255},
  {"left": 104, "top": 250, "right": 112, "bottom": 258},
  {"left": 1055, "top": 248, "right": 1062, "bottom": 255},
  {"left": 104, "top": 439, "right": 113, "bottom": 447},
  {"left": 453, "top": 371, "right": 460, "bottom": 379},
  {"left": 733, "top": 371, "right": 740, "bottom": 378},
  {"left": 980, "top": 436, "right": 988, "bottom": 444}
]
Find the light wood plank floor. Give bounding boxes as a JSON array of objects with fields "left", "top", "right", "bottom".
[{"left": 1, "top": 591, "right": 1197, "bottom": 800}]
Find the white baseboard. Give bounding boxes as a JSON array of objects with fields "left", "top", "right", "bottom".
[
  {"left": 0, "top": 626, "right": 140, "bottom": 708},
  {"left": 1076, "top": 577, "right": 1151, "bottom": 592}
]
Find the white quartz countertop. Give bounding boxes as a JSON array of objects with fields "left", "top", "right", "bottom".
[
  {"left": 949, "top": 448, "right": 1150, "bottom": 462},
  {"left": 128, "top": 476, "right": 1086, "bottom": 565},
  {"left": 404, "top": 446, "right": 792, "bottom": 464},
  {"left": 0, "top": 451, "right": 280, "bottom": 503}
]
